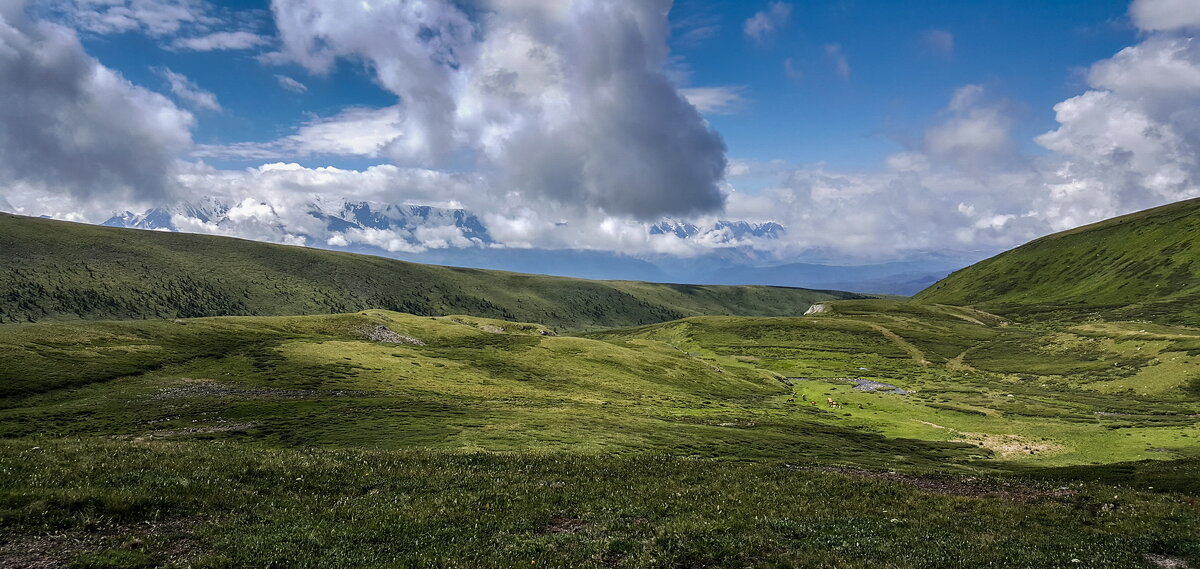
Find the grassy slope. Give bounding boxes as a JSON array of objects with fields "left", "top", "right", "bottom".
[
  {"left": 589, "top": 300, "right": 1200, "bottom": 468},
  {"left": 914, "top": 197, "right": 1200, "bottom": 321},
  {"left": 0, "top": 306, "right": 1197, "bottom": 567},
  {"left": 1, "top": 305, "right": 1198, "bottom": 566},
  {"left": 0, "top": 213, "right": 857, "bottom": 330}
]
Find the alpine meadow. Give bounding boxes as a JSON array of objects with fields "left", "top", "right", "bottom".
[{"left": 2, "top": 1, "right": 1199, "bottom": 568}]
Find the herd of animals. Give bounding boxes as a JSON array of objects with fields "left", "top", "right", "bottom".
[{"left": 786, "top": 393, "right": 841, "bottom": 409}]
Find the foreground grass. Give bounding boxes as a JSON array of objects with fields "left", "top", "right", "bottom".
[
  {"left": 1, "top": 439, "right": 1197, "bottom": 569},
  {"left": 2, "top": 304, "right": 1197, "bottom": 566}
]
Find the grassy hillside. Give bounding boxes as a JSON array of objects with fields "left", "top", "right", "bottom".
[
  {"left": 1, "top": 305, "right": 1197, "bottom": 567},
  {"left": 0, "top": 213, "right": 857, "bottom": 329},
  {"left": 589, "top": 300, "right": 1200, "bottom": 468},
  {"left": 914, "top": 198, "right": 1200, "bottom": 321}
]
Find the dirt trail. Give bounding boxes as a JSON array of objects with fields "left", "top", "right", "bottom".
[
  {"left": 946, "top": 350, "right": 978, "bottom": 372},
  {"left": 864, "top": 323, "right": 930, "bottom": 365}
]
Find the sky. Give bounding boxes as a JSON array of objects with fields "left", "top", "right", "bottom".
[{"left": 2, "top": 0, "right": 1199, "bottom": 273}]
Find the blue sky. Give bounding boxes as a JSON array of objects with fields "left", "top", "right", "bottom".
[
  {"left": 2, "top": 0, "right": 1199, "bottom": 276},
  {"left": 72, "top": 0, "right": 1137, "bottom": 171},
  {"left": 673, "top": 0, "right": 1136, "bottom": 169}
]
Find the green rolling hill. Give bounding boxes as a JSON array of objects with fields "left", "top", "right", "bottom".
[
  {"left": 0, "top": 213, "right": 858, "bottom": 330},
  {"left": 915, "top": 198, "right": 1200, "bottom": 322}
]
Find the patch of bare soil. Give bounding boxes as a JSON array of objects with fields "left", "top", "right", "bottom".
[
  {"left": 797, "top": 466, "right": 1078, "bottom": 501},
  {"left": 361, "top": 325, "right": 425, "bottom": 346},
  {"left": 542, "top": 516, "right": 589, "bottom": 535},
  {"left": 1144, "top": 553, "right": 1190, "bottom": 568},
  {"left": 0, "top": 518, "right": 203, "bottom": 569},
  {"left": 952, "top": 432, "right": 1066, "bottom": 458}
]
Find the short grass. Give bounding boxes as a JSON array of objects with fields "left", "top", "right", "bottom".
[
  {"left": 588, "top": 300, "right": 1200, "bottom": 467},
  {"left": 2, "top": 439, "right": 1198, "bottom": 569},
  {"left": 915, "top": 197, "right": 1200, "bottom": 325},
  {"left": 2, "top": 302, "right": 1198, "bottom": 567}
]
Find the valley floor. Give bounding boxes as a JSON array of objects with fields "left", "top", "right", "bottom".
[{"left": 1, "top": 301, "right": 1198, "bottom": 567}]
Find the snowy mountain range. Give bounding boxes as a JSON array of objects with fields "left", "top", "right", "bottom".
[
  {"left": 98, "top": 197, "right": 971, "bottom": 294},
  {"left": 102, "top": 198, "right": 493, "bottom": 246}
]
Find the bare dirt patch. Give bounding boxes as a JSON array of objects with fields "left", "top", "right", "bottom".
[
  {"left": 1144, "top": 553, "right": 1190, "bottom": 569},
  {"left": 952, "top": 432, "right": 1066, "bottom": 458},
  {"left": 543, "top": 516, "right": 589, "bottom": 535},
  {"left": 361, "top": 325, "right": 425, "bottom": 346}
]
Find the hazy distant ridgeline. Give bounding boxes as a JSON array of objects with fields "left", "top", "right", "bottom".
[
  {"left": 0, "top": 214, "right": 859, "bottom": 329},
  {"left": 916, "top": 198, "right": 1200, "bottom": 323}
]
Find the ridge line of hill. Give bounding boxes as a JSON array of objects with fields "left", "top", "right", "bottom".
[{"left": 0, "top": 213, "right": 862, "bottom": 330}]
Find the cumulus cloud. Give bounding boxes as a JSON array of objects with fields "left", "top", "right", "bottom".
[
  {"left": 1035, "top": 34, "right": 1200, "bottom": 223},
  {"left": 923, "top": 85, "right": 1018, "bottom": 171},
  {"left": 720, "top": 28, "right": 1200, "bottom": 258},
  {"left": 160, "top": 67, "right": 220, "bottom": 110},
  {"left": 0, "top": 1, "right": 193, "bottom": 204},
  {"left": 743, "top": 2, "right": 792, "bottom": 45},
  {"left": 268, "top": 0, "right": 727, "bottom": 219},
  {"left": 172, "top": 30, "right": 267, "bottom": 51},
  {"left": 1130, "top": 0, "right": 1200, "bottom": 32}
]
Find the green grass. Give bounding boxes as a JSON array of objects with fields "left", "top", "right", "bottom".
[
  {"left": 914, "top": 197, "right": 1200, "bottom": 324},
  {"left": 0, "top": 213, "right": 859, "bottom": 330},
  {"left": 589, "top": 300, "right": 1200, "bottom": 467},
  {"left": 2, "top": 439, "right": 1197, "bottom": 568},
  {"left": 1, "top": 300, "right": 1197, "bottom": 565}
]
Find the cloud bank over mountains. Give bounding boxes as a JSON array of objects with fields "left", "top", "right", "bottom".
[{"left": 1, "top": 0, "right": 1199, "bottom": 268}]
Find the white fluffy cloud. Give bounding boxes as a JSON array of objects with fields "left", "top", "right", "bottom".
[
  {"left": 171, "top": 30, "right": 267, "bottom": 51},
  {"left": 0, "top": 0, "right": 193, "bottom": 204},
  {"left": 268, "top": 0, "right": 728, "bottom": 219},
  {"left": 6, "top": 0, "right": 1200, "bottom": 268},
  {"left": 1035, "top": 35, "right": 1200, "bottom": 226},
  {"left": 923, "top": 85, "right": 1018, "bottom": 171},
  {"left": 1130, "top": 0, "right": 1200, "bottom": 32}
]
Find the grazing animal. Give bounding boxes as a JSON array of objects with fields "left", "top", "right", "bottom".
[
  {"left": 801, "top": 394, "right": 807, "bottom": 401},
  {"left": 787, "top": 395, "right": 795, "bottom": 403},
  {"left": 827, "top": 398, "right": 841, "bottom": 409}
]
